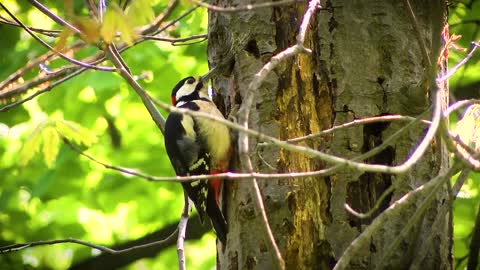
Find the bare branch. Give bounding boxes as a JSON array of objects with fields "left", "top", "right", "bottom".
[
  {"left": 444, "top": 99, "right": 480, "bottom": 116},
  {"left": 403, "top": 0, "right": 432, "bottom": 68},
  {"left": 437, "top": 41, "right": 480, "bottom": 83},
  {"left": 27, "top": 0, "right": 81, "bottom": 34},
  {"left": 0, "top": 50, "right": 59, "bottom": 92},
  {"left": 334, "top": 164, "right": 461, "bottom": 270},
  {"left": 150, "top": 6, "right": 200, "bottom": 36},
  {"left": 140, "top": 0, "right": 179, "bottom": 35},
  {"left": 344, "top": 184, "right": 396, "bottom": 219},
  {"left": 104, "top": 45, "right": 166, "bottom": 133},
  {"left": 142, "top": 34, "right": 207, "bottom": 46},
  {"left": 285, "top": 114, "right": 431, "bottom": 143},
  {"left": 0, "top": 68, "right": 87, "bottom": 112},
  {"left": 62, "top": 108, "right": 429, "bottom": 183},
  {"left": 177, "top": 193, "right": 191, "bottom": 270},
  {"left": 189, "top": 0, "right": 304, "bottom": 13},
  {"left": 0, "top": 230, "right": 178, "bottom": 255},
  {"left": 0, "top": 15, "right": 61, "bottom": 37},
  {"left": 251, "top": 177, "right": 286, "bottom": 270},
  {"left": 235, "top": 1, "right": 320, "bottom": 269},
  {"left": 453, "top": 169, "right": 471, "bottom": 198},
  {"left": 0, "top": 3, "right": 115, "bottom": 72}
]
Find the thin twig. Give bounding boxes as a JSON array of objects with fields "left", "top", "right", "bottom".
[
  {"left": 63, "top": 108, "right": 428, "bottom": 183},
  {"left": 444, "top": 99, "right": 480, "bottom": 116},
  {"left": 437, "top": 41, "right": 480, "bottom": 83},
  {"left": 177, "top": 192, "right": 191, "bottom": 270},
  {"left": 374, "top": 166, "right": 460, "bottom": 270},
  {"left": 333, "top": 164, "right": 461, "bottom": 270},
  {"left": 142, "top": 34, "right": 207, "bottom": 45},
  {"left": 285, "top": 115, "right": 431, "bottom": 143},
  {"left": 140, "top": 0, "right": 179, "bottom": 34},
  {"left": 104, "top": 45, "right": 166, "bottom": 133},
  {"left": 0, "top": 15, "right": 61, "bottom": 37},
  {"left": 403, "top": 0, "right": 432, "bottom": 68},
  {"left": 0, "top": 41, "right": 84, "bottom": 92},
  {"left": 0, "top": 229, "right": 178, "bottom": 254},
  {"left": 162, "top": 99, "right": 436, "bottom": 175},
  {"left": 151, "top": 6, "right": 200, "bottom": 36},
  {"left": 452, "top": 169, "right": 471, "bottom": 198},
  {"left": 28, "top": 0, "right": 81, "bottom": 34},
  {"left": 344, "top": 184, "right": 396, "bottom": 219},
  {"left": 0, "top": 2, "right": 198, "bottom": 109},
  {"left": 235, "top": 1, "right": 320, "bottom": 269},
  {"left": 0, "top": 3, "right": 115, "bottom": 72},
  {"left": 0, "top": 68, "right": 86, "bottom": 112},
  {"left": 189, "top": 0, "right": 303, "bottom": 13}
]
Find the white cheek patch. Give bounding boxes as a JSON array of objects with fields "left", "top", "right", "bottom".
[{"left": 176, "top": 83, "right": 196, "bottom": 102}]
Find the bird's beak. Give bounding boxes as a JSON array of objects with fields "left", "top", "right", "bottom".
[{"left": 200, "top": 67, "right": 217, "bottom": 83}]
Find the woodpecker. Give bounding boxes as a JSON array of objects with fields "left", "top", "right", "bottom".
[{"left": 164, "top": 68, "right": 231, "bottom": 243}]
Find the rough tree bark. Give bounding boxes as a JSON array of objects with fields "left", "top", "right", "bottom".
[{"left": 208, "top": 1, "right": 449, "bottom": 269}]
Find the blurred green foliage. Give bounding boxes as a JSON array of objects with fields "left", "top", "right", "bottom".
[
  {"left": 0, "top": 0, "right": 215, "bottom": 269},
  {"left": 0, "top": 0, "right": 480, "bottom": 269},
  {"left": 449, "top": 1, "right": 480, "bottom": 269}
]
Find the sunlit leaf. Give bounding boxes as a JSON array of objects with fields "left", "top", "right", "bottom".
[
  {"left": 100, "top": 8, "right": 117, "bottom": 44},
  {"left": 126, "top": 0, "right": 154, "bottom": 27},
  {"left": 116, "top": 16, "right": 138, "bottom": 45},
  {"left": 18, "top": 121, "right": 48, "bottom": 166},
  {"left": 42, "top": 126, "right": 60, "bottom": 168},
  {"left": 100, "top": 5, "right": 138, "bottom": 45},
  {"left": 55, "top": 120, "right": 97, "bottom": 147},
  {"left": 74, "top": 17, "right": 101, "bottom": 44},
  {"left": 55, "top": 27, "right": 74, "bottom": 51}
]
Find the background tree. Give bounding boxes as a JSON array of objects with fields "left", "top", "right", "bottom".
[{"left": 0, "top": 0, "right": 479, "bottom": 270}]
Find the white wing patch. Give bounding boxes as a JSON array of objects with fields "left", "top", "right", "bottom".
[{"left": 189, "top": 156, "right": 209, "bottom": 171}]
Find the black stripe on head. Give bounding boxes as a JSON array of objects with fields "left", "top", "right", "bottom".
[
  {"left": 171, "top": 76, "right": 195, "bottom": 97},
  {"left": 171, "top": 76, "right": 206, "bottom": 105}
]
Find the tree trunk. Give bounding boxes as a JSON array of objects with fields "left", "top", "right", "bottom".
[{"left": 208, "top": 1, "right": 450, "bottom": 269}]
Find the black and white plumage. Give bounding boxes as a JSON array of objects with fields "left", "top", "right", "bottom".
[{"left": 164, "top": 71, "right": 231, "bottom": 243}]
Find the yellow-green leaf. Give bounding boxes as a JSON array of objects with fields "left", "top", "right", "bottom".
[
  {"left": 100, "top": 9, "right": 118, "bottom": 44},
  {"left": 42, "top": 126, "right": 60, "bottom": 168},
  {"left": 100, "top": 5, "right": 138, "bottom": 45},
  {"left": 55, "top": 120, "right": 97, "bottom": 147},
  {"left": 126, "top": 0, "right": 154, "bottom": 27},
  {"left": 18, "top": 121, "right": 47, "bottom": 166},
  {"left": 116, "top": 16, "right": 138, "bottom": 45},
  {"left": 55, "top": 26, "right": 74, "bottom": 51},
  {"left": 74, "top": 17, "right": 101, "bottom": 44}
]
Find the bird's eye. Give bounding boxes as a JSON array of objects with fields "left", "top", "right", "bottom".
[{"left": 186, "top": 78, "right": 195, "bottom": 84}]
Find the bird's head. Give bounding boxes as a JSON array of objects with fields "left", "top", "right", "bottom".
[{"left": 170, "top": 68, "right": 216, "bottom": 106}]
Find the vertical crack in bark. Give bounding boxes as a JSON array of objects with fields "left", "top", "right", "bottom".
[{"left": 346, "top": 118, "right": 395, "bottom": 228}]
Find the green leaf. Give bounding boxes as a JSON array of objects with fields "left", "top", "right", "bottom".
[
  {"left": 100, "top": 5, "right": 138, "bottom": 45},
  {"left": 42, "top": 126, "right": 60, "bottom": 168},
  {"left": 18, "top": 121, "right": 48, "bottom": 166},
  {"left": 127, "top": 0, "right": 154, "bottom": 27},
  {"left": 55, "top": 120, "right": 97, "bottom": 147},
  {"left": 100, "top": 8, "right": 117, "bottom": 44}
]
